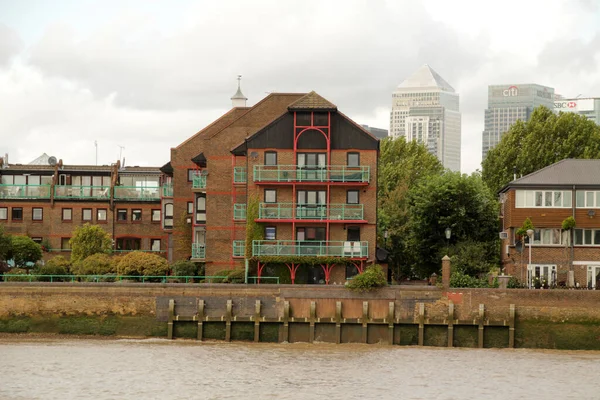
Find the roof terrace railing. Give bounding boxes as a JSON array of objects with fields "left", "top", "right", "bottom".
[
  {"left": 0, "top": 184, "right": 51, "bottom": 199},
  {"left": 252, "top": 240, "right": 368, "bottom": 258},
  {"left": 253, "top": 165, "right": 370, "bottom": 183}
]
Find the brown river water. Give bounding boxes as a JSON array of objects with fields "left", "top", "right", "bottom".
[{"left": 1, "top": 339, "right": 599, "bottom": 400}]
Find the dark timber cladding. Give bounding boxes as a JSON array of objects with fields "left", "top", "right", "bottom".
[{"left": 239, "top": 114, "right": 379, "bottom": 151}]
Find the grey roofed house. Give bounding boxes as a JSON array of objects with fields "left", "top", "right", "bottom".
[{"left": 500, "top": 159, "right": 600, "bottom": 192}]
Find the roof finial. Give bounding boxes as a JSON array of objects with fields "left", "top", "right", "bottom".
[{"left": 231, "top": 75, "right": 248, "bottom": 108}]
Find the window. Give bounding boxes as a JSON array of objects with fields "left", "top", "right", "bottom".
[
  {"left": 265, "top": 226, "right": 276, "bottom": 240},
  {"left": 515, "top": 190, "right": 571, "bottom": 208},
  {"left": 187, "top": 169, "right": 197, "bottom": 182},
  {"left": 0, "top": 207, "right": 7, "bottom": 220},
  {"left": 151, "top": 239, "right": 161, "bottom": 252},
  {"left": 297, "top": 153, "right": 326, "bottom": 168},
  {"left": 265, "top": 151, "right": 277, "bottom": 166},
  {"left": 61, "top": 238, "right": 71, "bottom": 251},
  {"left": 32, "top": 207, "right": 43, "bottom": 221},
  {"left": 116, "top": 237, "right": 141, "bottom": 251},
  {"left": 82, "top": 208, "right": 92, "bottom": 221},
  {"left": 97, "top": 209, "right": 107, "bottom": 222},
  {"left": 62, "top": 208, "right": 72, "bottom": 221},
  {"left": 187, "top": 201, "right": 193, "bottom": 214},
  {"left": 196, "top": 194, "right": 206, "bottom": 223},
  {"left": 132, "top": 209, "right": 142, "bottom": 222},
  {"left": 151, "top": 209, "right": 161, "bottom": 222},
  {"left": 531, "top": 228, "right": 562, "bottom": 245},
  {"left": 346, "top": 264, "right": 360, "bottom": 280},
  {"left": 347, "top": 190, "right": 359, "bottom": 204},
  {"left": 574, "top": 229, "right": 600, "bottom": 246},
  {"left": 31, "top": 237, "right": 42, "bottom": 245},
  {"left": 117, "top": 209, "right": 128, "bottom": 222},
  {"left": 265, "top": 189, "right": 277, "bottom": 203},
  {"left": 576, "top": 191, "right": 600, "bottom": 208},
  {"left": 12, "top": 207, "right": 23, "bottom": 221},
  {"left": 297, "top": 227, "right": 325, "bottom": 241},
  {"left": 347, "top": 152, "right": 360, "bottom": 167},
  {"left": 164, "top": 203, "right": 173, "bottom": 228}
]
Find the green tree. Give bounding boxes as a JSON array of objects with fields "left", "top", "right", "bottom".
[
  {"left": 377, "top": 137, "right": 443, "bottom": 279},
  {"left": 69, "top": 224, "right": 112, "bottom": 264},
  {"left": 406, "top": 171, "right": 499, "bottom": 277},
  {"left": 0, "top": 225, "right": 12, "bottom": 262},
  {"left": 482, "top": 106, "right": 600, "bottom": 194},
  {"left": 10, "top": 236, "right": 43, "bottom": 267}
]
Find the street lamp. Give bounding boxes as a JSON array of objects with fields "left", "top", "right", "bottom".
[
  {"left": 527, "top": 229, "right": 534, "bottom": 288},
  {"left": 445, "top": 227, "right": 451, "bottom": 255}
]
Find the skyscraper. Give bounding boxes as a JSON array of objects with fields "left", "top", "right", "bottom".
[
  {"left": 554, "top": 97, "right": 600, "bottom": 125},
  {"left": 482, "top": 84, "right": 554, "bottom": 159},
  {"left": 390, "top": 64, "right": 461, "bottom": 171}
]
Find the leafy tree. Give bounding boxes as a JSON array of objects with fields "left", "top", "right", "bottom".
[
  {"left": 0, "top": 225, "right": 12, "bottom": 262},
  {"left": 69, "top": 224, "right": 112, "bottom": 264},
  {"left": 406, "top": 171, "right": 499, "bottom": 277},
  {"left": 10, "top": 236, "right": 43, "bottom": 267},
  {"left": 377, "top": 137, "right": 443, "bottom": 279},
  {"left": 116, "top": 251, "right": 169, "bottom": 276},
  {"left": 516, "top": 217, "right": 535, "bottom": 239},
  {"left": 482, "top": 106, "right": 600, "bottom": 194},
  {"left": 449, "top": 240, "right": 498, "bottom": 277}
]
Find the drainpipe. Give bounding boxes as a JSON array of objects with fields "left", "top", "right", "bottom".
[{"left": 569, "top": 185, "right": 576, "bottom": 287}]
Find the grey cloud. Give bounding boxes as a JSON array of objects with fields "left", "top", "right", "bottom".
[
  {"left": 0, "top": 24, "right": 22, "bottom": 65},
  {"left": 537, "top": 34, "right": 600, "bottom": 75}
]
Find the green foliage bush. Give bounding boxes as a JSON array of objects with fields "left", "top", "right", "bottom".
[
  {"left": 71, "top": 253, "right": 114, "bottom": 275},
  {"left": 35, "top": 259, "right": 69, "bottom": 280},
  {"left": 449, "top": 271, "right": 490, "bottom": 288},
  {"left": 10, "top": 236, "right": 43, "bottom": 267},
  {"left": 0, "top": 225, "right": 12, "bottom": 262},
  {"left": 69, "top": 224, "right": 112, "bottom": 264},
  {"left": 43, "top": 255, "right": 71, "bottom": 272},
  {"left": 115, "top": 251, "right": 169, "bottom": 276},
  {"left": 507, "top": 276, "right": 526, "bottom": 289},
  {"left": 346, "top": 265, "right": 387, "bottom": 292},
  {"left": 171, "top": 260, "right": 198, "bottom": 277},
  {"left": 4, "top": 268, "right": 31, "bottom": 282}
]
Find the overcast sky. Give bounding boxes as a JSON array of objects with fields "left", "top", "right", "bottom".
[{"left": 1, "top": 0, "right": 599, "bottom": 173}]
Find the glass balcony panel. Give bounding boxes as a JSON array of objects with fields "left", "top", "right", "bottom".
[
  {"left": 253, "top": 165, "right": 369, "bottom": 183},
  {"left": 113, "top": 186, "right": 160, "bottom": 200},
  {"left": 191, "top": 242, "right": 205, "bottom": 259},
  {"left": 233, "top": 240, "right": 246, "bottom": 257},
  {"left": 54, "top": 185, "right": 110, "bottom": 199},
  {"left": 233, "top": 167, "right": 247, "bottom": 183},
  {"left": 234, "top": 204, "right": 247, "bottom": 220},
  {"left": 0, "top": 184, "right": 51, "bottom": 199},
  {"left": 258, "top": 203, "right": 363, "bottom": 220},
  {"left": 252, "top": 240, "right": 368, "bottom": 258},
  {"left": 192, "top": 175, "right": 207, "bottom": 189}
]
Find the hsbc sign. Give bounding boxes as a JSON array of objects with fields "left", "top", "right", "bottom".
[{"left": 554, "top": 101, "right": 577, "bottom": 109}]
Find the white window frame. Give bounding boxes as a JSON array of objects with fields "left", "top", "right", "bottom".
[
  {"left": 574, "top": 228, "right": 600, "bottom": 246},
  {"left": 576, "top": 191, "right": 600, "bottom": 208},
  {"left": 527, "top": 264, "right": 557, "bottom": 289},
  {"left": 515, "top": 190, "right": 571, "bottom": 208}
]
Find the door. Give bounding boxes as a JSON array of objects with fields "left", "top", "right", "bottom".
[
  {"left": 587, "top": 265, "right": 600, "bottom": 289},
  {"left": 297, "top": 190, "right": 326, "bottom": 219},
  {"left": 527, "top": 264, "right": 556, "bottom": 288}
]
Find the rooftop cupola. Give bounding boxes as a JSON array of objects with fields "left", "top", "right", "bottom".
[{"left": 231, "top": 75, "right": 248, "bottom": 108}]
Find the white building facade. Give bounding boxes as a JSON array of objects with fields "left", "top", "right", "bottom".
[{"left": 390, "top": 64, "right": 461, "bottom": 171}]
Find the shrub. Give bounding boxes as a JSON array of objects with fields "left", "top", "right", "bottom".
[
  {"left": 116, "top": 251, "right": 169, "bottom": 277},
  {"left": 71, "top": 253, "right": 114, "bottom": 275},
  {"left": 224, "top": 269, "right": 245, "bottom": 283},
  {"left": 507, "top": 276, "right": 525, "bottom": 289},
  {"left": 449, "top": 271, "right": 489, "bottom": 288},
  {"left": 347, "top": 265, "right": 387, "bottom": 292},
  {"left": 4, "top": 268, "right": 31, "bottom": 282},
  {"left": 171, "top": 260, "right": 198, "bottom": 277},
  {"left": 10, "top": 236, "right": 42, "bottom": 267},
  {"left": 35, "top": 260, "right": 69, "bottom": 280},
  {"left": 45, "top": 255, "right": 71, "bottom": 272}
]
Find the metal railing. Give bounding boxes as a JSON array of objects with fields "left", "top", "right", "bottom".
[
  {"left": 252, "top": 240, "right": 368, "bottom": 257},
  {"left": 233, "top": 167, "right": 247, "bottom": 183},
  {"left": 0, "top": 184, "right": 51, "bottom": 199},
  {"left": 233, "top": 240, "right": 246, "bottom": 257},
  {"left": 192, "top": 175, "right": 207, "bottom": 189},
  {"left": 162, "top": 184, "right": 173, "bottom": 197},
  {"left": 233, "top": 203, "right": 247, "bottom": 220},
  {"left": 113, "top": 186, "right": 160, "bottom": 201},
  {"left": 54, "top": 185, "right": 110, "bottom": 200},
  {"left": 1, "top": 274, "right": 279, "bottom": 284},
  {"left": 253, "top": 165, "right": 370, "bottom": 183},
  {"left": 258, "top": 203, "right": 364, "bottom": 220},
  {"left": 191, "top": 243, "right": 206, "bottom": 259}
]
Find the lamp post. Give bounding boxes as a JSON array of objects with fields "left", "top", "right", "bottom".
[
  {"left": 444, "top": 227, "right": 451, "bottom": 256},
  {"left": 384, "top": 230, "right": 388, "bottom": 248},
  {"left": 527, "top": 229, "right": 534, "bottom": 288}
]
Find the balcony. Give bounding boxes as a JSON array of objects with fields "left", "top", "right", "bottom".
[
  {"left": 253, "top": 165, "right": 370, "bottom": 184},
  {"left": 233, "top": 203, "right": 246, "bottom": 221},
  {"left": 252, "top": 240, "right": 368, "bottom": 258},
  {"left": 191, "top": 243, "right": 205, "bottom": 259},
  {"left": 113, "top": 186, "right": 160, "bottom": 201},
  {"left": 258, "top": 203, "right": 364, "bottom": 221},
  {"left": 54, "top": 185, "right": 110, "bottom": 200},
  {"left": 233, "top": 240, "right": 245, "bottom": 257},
  {"left": 0, "top": 184, "right": 51, "bottom": 199},
  {"left": 192, "top": 175, "right": 207, "bottom": 190},
  {"left": 233, "top": 167, "right": 247, "bottom": 184},
  {"left": 162, "top": 184, "right": 173, "bottom": 197}
]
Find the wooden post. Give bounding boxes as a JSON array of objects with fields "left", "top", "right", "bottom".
[
  {"left": 447, "top": 301, "right": 454, "bottom": 348},
  {"left": 509, "top": 304, "right": 515, "bottom": 348},
  {"left": 254, "top": 300, "right": 261, "bottom": 342},
  {"left": 309, "top": 301, "right": 316, "bottom": 343},
  {"left": 362, "top": 301, "right": 369, "bottom": 344},
  {"left": 388, "top": 302, "right": 395, "bottom": 345},
  {"left": 225, "top": 299, "right": 232, "bottom": 342},
  {"left": 418, "top": 303, "right": 425, "bottom": 346},
  {"left": 282, "top": 301, "right": 290, "bottom": 343},
  {"left": 335, "top": 301, "right": 342, "bottom": 344},
  {"left": 478, "top": 304, "right": 485, "bottom": 348},
  {"left": 167, "top": 299, "right": 174, "bottom": 340},
  {"left": 197, "top": 299, "right": 204, "bottom": 341}
]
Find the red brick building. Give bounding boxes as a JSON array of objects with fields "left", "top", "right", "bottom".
[
  {"left": 499, "top": 159, "right": 600, "bottom": 289},
  {"left": 0, "top": 158, "right": 166, "bottom": 259},
  {"left": 165, "top": 90, "right": 381, "bottom": 283}
]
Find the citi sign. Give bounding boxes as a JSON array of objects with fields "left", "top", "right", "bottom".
[
  {"left": 503, "top": 86, "right": 518, "bottom": 97},
  {"left": 554, "top": 101, "right": 577, "bottom": 109}
]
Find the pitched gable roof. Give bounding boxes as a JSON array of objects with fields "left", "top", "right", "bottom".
[
  {"left": 501, "top": 159, "right": 600, "bottom": 192},
  {"left": 288, "top": 91, "right": 337, "bottom": 111}
]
